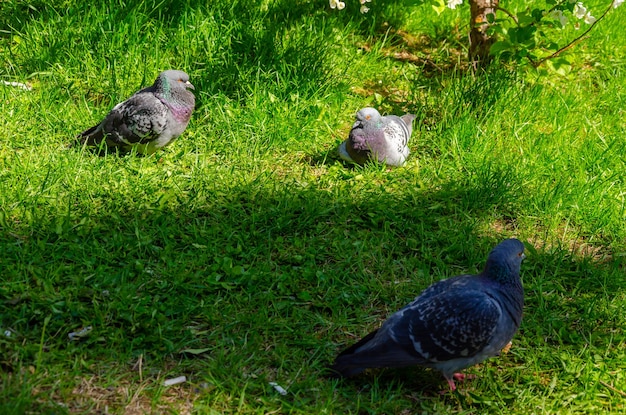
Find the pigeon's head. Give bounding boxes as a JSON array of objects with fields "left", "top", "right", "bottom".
[
  {"left": 158, "top": 70, "right": 195, "bottom": 91},
  {"left": 355, "top": 107, "right": 382, "bottom": 122},
  {"left": 483, "top": 238, "right": 526, "bottom": 283}
]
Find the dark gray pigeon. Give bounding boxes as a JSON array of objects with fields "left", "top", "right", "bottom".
[
  {"left": 77, "top": 70, "right": 195, "bottom": 155},
  {"left": 331, "top": 238, "right": 525, "bottom": 392},
  {"left": 338, "top": 107, "right": 416, "bottom": 167}
]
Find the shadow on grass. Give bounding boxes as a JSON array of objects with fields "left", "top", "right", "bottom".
[
  {"left": 1, "top": 164, "right": 623, "bottom": 411},
  {"left": 1, "top": 163, "right": 617, "bottom": 343}
]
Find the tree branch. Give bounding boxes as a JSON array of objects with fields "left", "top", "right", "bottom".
[
  {"left": 495, "top": 5, "right": 519, "bottom": 26},
  {"left": 532, "top": 1, "right": 614, "bottom": 68}
]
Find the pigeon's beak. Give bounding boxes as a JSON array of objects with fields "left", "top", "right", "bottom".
[{"left": 185, "top": 81, "right": 195, "bottom": 90}]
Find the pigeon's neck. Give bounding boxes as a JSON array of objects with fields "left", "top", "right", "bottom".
[
  {"left": 483, "top": 261, "right": 520, "bottom": 286},
  {"left": 155, "top": 80, "right": 194, "bottom": 122},
  {"left": 154, "top": 76, "right": 171, "bottom": 96},
  {"left": 157, "top": 95, "right": 192, "bottom": 122}
]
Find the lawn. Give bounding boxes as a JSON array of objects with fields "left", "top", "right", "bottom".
[{"left": 1, "top": 0, "right": 626, "bottom": 413}]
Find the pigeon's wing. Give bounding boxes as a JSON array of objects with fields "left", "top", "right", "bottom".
[
  {"left": 402, "top": 274, "right": 472, "bottom": 305},
  {"left": 100, "top": 92, "right": 168, "bottom": 146},
  {"left": 396, "top": 289, "right": 501, "bottom": 361},
  {"left": 383, "top": 116, "right": 410, "bottom": 152},
  {"left": 375, "top": 116, "right": 410, "bottom": 165}
]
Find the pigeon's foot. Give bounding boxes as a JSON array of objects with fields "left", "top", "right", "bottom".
[
  {"left": 440, "top": 372, "right": 477, "bottom": 394},
  {"left": 445, "top": 378, "right": 457, "bottom": 392},
  {"left": 452, "top": 372, "right": 476, "bottom": 382}
]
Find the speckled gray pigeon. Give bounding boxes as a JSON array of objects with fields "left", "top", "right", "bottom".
[
  {"left": 77, "top": 70, "right": 195, "bottom": 154},
  {"left": 338, "top": 107, "right": 416, "bottom": 167},
  {"left": 331, "top": 238, "right": 525, "bottom": 392}
]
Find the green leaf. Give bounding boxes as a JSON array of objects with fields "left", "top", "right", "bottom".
[
  {"left": 531, "top": 8, "right": 544, "bottom": 22},
  {"left": 488, "top": 24, "right": 506, "bottom": 36},
  {"left": 546, "top": 42, "right": 560, "bottom": 52},
  {"left": 431, "top": 0, "right": 446, "bottom": 15},
  {"left": 546, "top": 57, "right": 572, "bottom": 75},
  {"left": 517, "top": 12, "right": 535, "bottom": 26},
  {"left": 489, "top": 40, "right": 514, "bottom": 56},
  {"left": 508, "top": 26, "right": 537, "bottom": 44}
]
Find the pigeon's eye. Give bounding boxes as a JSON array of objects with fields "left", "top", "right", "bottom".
[{"left": 518, "top": 252, "right": 523, "bottom": 257}]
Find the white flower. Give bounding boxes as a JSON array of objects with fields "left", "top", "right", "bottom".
[
  {"left": 329, "top": 0, "right": 345, "bottom": 9},
  {"left": 447, "top": 0, "right": 463, "bottom": 9},
  {"left": 549, "top": 9, "right": 568, "bottom": 27},
  {"left": 573, "top": 2, "right": 595, "bottom": 24},
  {"left": 573, "top": 2, "right": 587, "bottom": 19},
  {"left": 360, "top": 0, "right": 372, "bottom": 3},
  {"left": 360, "top": 5, "right": 370, "bottom": 13},
  {"left": 614, "top": 0, "right": 624, "bottom": 8}
]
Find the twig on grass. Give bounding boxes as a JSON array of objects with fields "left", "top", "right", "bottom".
[{"left": 599, "top": 380, "right": 626, "bottom": 398}]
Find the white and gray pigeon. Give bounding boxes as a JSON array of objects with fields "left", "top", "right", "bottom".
[
  {"left": 331, "top": 238, "right": 526, "bottom": 392},
  {"left": 77, "top": 70, "right": 195, "bottom": 155},
  {"left": 338, "top": 107, "right": 416, "bottom": 167}
]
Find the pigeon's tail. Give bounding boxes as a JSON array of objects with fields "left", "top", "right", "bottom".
[
  {"left": 329, "top": 357, "right": 367, "bottom": 378},
  {"left": 329, "top": 329, "right": 379, "bottom": 377},
  {"left": 331, "top": 327, "right": 428, "bottom": 377},
  {"left": 336, "top": 329, "right": 379, "bottom": 357},
  {"left": 400, "top": 114, "right": 416, "bottom": 138},
  {"left": 76, "top": 124, "right": 104, "bottom": 146},
  {"left": 400, "top": 114, "right": 416, "bottom": 126}
]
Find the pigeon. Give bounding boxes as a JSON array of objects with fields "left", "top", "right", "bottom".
[
  {"left": 77, "top": 70, "right": 195, "bottom": 155},
  {"left": 331, "top": 238, "right": 526, "bottom": 392},
  {"left": 338, "top": 107, "right": 416, "bottom": 167}
]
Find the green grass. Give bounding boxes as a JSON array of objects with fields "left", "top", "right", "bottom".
[{"left": 1, "top": 0, "right": 626, "bottom": 413}]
